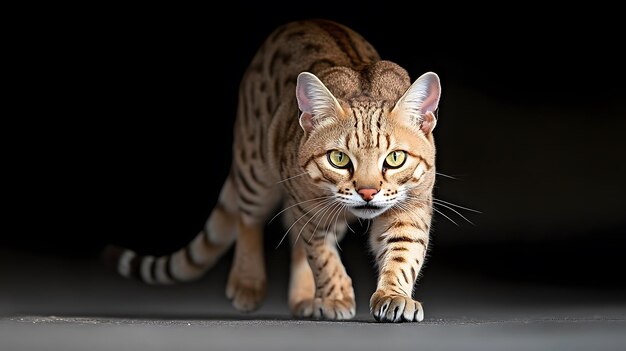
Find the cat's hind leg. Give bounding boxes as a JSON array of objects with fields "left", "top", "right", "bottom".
[
  {"left": 288, "top": 232, "right": 315, "bottom": 313},
  {"left": 225, "top": 166, "right": 280, "bottom": 312}
]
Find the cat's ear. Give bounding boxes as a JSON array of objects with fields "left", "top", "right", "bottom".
[
  {"left": 392, "top": 72, "right": 441, "bottom": 135},
  {"left": 296, "top": 72, "right": 344, "bottom": 133}
]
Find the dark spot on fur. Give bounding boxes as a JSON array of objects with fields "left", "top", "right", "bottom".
[{"left": 304, "top": 43, "right": 323, "bottom": 53}]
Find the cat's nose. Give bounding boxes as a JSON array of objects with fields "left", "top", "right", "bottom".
[{"left": 357, "top": 188, "right": 378, "bottom": 202}]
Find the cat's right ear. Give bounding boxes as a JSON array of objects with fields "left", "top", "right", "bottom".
[
  {"left": 296, "top": 72, "right": 344, "bottom": 133},
  {"left": 392, "top": 72, "right": 441, "bottom": 135}
]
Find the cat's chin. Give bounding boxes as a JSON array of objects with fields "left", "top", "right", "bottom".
[{"left": 349, "top": 206, "right": 388, "bottom": 219}]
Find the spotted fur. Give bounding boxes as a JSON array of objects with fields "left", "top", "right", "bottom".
[{"left": 105, "top": 19, "right": 441, "bottom": 322}]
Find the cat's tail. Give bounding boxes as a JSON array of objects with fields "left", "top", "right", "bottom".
[
  {"left": 103, "top": 177, "right": 239, "bottom": 284},
  {"left": 102, "top": 229, "right": 233, "bottom": 284}
]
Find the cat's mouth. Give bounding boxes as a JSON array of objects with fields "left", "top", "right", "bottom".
[
  {"left": 349, "top": 203, "right": 387, "bottom": 219},
  {"left": 353, "top": 204, "right": 383, "bottom": 210}
]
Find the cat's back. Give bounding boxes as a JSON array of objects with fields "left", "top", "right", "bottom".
[
  {"left": 265, "top": 20, "right": 380, "bottom": 74},
  {"left": 243, "top": 20, "right": 381, "bottom": 103}
]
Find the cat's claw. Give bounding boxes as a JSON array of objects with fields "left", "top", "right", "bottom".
[
  {"left": 370, "top": 291, "right": 424, "bottom": 322},
  {"left": 292, "top": 297, "right": 356, "bottom": 320}
]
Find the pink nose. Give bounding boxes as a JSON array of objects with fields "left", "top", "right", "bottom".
[{"left": 357, "top": 188, "right": 378, "bottom": 201}]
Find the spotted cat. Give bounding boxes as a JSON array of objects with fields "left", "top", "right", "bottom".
[{"left": 107, "top": 19, "right": 441, "bottom": 322}]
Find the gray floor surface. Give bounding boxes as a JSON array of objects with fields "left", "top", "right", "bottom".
[{"left": 2, "top": 249, "right": 625, "bottom": 351}]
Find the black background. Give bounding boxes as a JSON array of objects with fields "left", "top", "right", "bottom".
[{"left": 8, "top": 5, "right": 625, "bottom": 291}]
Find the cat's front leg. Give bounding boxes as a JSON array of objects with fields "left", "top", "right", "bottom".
[
  {"left": 296, "top": 235, "right": 356, "bottom": 320},
  {"left": 288, "top": 224, "right": 356, "bottom": 320},
  {"left": 369, "top": 212, "right": 429, "bottom": 322}
]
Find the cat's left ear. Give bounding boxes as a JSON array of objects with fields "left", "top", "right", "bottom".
[{"left": 392, "top": 72, "right": 441, "bottom": 135}]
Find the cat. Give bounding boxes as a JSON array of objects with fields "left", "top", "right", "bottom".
[{"left": 105, "top": 19, "right": 441, "bottom": 322}]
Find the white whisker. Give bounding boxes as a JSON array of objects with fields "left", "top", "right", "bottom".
[
  {"left": 332, "top": 204, "right": 344, "bottom": 251},
  {"left": 293, "top": 200, "right": 336, "bottom": 247},
  {"left": 433, "top": 207, "right": 458, "bottom": 226},
  {"left": 275, "top": 171, "right": 310, "bottom": 184},
  {"left": 433, "top": 202, "right": 475, "bottom": 225},
  {"left": 436, "top": 172, "right": 459, "bottom": 180},
  {"left": 396, "top": 192, "right": 478, "bottom": 227},
  {"left": 394, "top": 202, "right": 424, "bottom": 223},
  {"left": 268, "top": 195, "right": 333, "bottom": 224},
  {"left": 296, "top": 202, "right": 337, "bottom": 246},
  {"left": 276, "top": 198, "right": 334, "bottom": 249},
  {"left": 316, "top": 202, "right": 341, "bottom": 248},
  {"left": 308, "top": 199, "right": 340, "bottom": 244},
  {"left": 323, "top": 202, "right": 341, "bottom": 233},
  {"left": 323, "top": 202, "right": 343, "bottom": 247},
  {"left": 344, "top": 209, "right": 355, "bottom": 234},
  {"left": 433, "top": 198, "right": 481, "bottom": 213}
]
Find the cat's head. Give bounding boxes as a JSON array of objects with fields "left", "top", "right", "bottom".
[{"left": 296, "top": 64, "right": 440, "bottom": 219}]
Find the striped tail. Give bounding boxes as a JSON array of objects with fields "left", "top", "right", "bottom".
[
  {"left": 103, "top": 229, "right": 232, "bottom": 284},
  {"left": 104, "top": 177, "right": 238, "bottom": 284}
]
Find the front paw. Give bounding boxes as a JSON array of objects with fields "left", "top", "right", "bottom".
[
  {"left": 370, "top": 290, "right": 424, "bottom": 322},
  {"left": 292, "top": 297, "right": 356, "bottom": 320}
]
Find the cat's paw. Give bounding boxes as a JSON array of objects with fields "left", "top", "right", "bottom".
[
  {"left": 226, "top": 274, "right": 266, "bottom": 313},
  {"left": 292, "top": 297, "right": 356, "bottom": 320},
  {"left": 370, "top": 290, "right": 424, "bottom": 322}
]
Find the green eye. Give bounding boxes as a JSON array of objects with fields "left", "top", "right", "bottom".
[
  {"left": 327, "top": 150, "right": 351, "bottom": 168},
  {"left": 384, "top": 151, "right": 407, "bottom": 168}
]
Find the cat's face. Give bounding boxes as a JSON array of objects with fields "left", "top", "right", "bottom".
[
  {"left": 296, "top": 71, "right": 440, "bottom": 219},
  {"left": 299, "top": 102, "right": 435, "bottom": 219}
]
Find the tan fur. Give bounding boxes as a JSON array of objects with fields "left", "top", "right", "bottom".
[{"left": 109, "top": 20, "right": 440, "bottom": 323}]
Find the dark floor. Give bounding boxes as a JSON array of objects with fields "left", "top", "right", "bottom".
[
  {"left": 2, "top": 247, "right": 625, "bottom": 351},
  {"left": 3, "top": 316, "right": 626, "bottom": 351}
]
